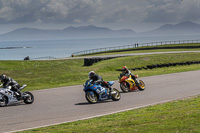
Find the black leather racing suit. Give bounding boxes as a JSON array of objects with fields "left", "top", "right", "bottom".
[
  {"left": 90, "top": 74, "right": 112, "bottom": 92},
  {"left": 3, "top": 77, "right": 21, "bottom": 98}
]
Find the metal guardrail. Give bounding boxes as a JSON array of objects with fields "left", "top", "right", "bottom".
[{"left": 71, "top": 40, "right": 200, "bottom": 56}]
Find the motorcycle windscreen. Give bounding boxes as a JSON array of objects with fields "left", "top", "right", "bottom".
[{"left": 107, "top": 81, "right": 115, "bottom": 86}]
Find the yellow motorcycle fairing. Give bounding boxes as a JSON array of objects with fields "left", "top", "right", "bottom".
[{"left": 125, "top": 75, "right": 136, "bottom": 89}]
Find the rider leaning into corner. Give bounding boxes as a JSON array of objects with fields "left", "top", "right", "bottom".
[
  {"left": 0, "top": 74, "right": 21, "bottom": 100},
  {"left": 121, "top": 66, "right": 140, "bottom": 86},
  {"left": 88, "top": 71, "right": 115, "bottom": 94}
]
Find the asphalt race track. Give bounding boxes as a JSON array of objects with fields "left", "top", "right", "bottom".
[{"left": 1, "top": 70, "right": 200, "bottom": 133}]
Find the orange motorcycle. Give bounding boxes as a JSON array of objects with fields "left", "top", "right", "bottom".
[{"left": 118, "top": 74, "right": 145, "bottom": 92}]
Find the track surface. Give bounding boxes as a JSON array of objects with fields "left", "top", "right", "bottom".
[{"left": 0, "top": 70, "right": 200, "bottom": 133}]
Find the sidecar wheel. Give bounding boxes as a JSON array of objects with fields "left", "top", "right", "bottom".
[
  {"left": 111, "top": 88, "right": 121, "bottom": 101},
  {"left": 0, "top": 96, "right": 8, "bottom": 107},
  {"left": 23, "top": 92, "right": 34, "bottom": 104},
  {"left": 138, "top": 80, "right": 145, "bottom": 91},
  {"left": 120, "top": 83, "right": 129, "bottom": 92},
  {"left": 85, "top": 92, "right": 98, "bottom": 104}
]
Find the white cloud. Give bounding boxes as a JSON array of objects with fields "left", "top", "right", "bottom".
[
  {"left": 0, "top": 0, "right": 199, "bottom": 25},
  {"left": 144, "top": 0, "right": 200, "bottom": 23}
]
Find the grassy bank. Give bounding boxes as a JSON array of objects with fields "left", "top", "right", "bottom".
[
  {"left": 20, "top": 95, "right": 200, "bottom": 133},
  {"left": 0, "top": 52, "right": 200, "bottom": 91}
]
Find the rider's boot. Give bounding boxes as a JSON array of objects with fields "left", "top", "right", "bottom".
[
  {"left": 109, "top": 87, "right": 116, "bottom": 95},
  {"left": 135, "top": 79, "right": 140, "bottom": 87},
  {"left": 15, "top": 92, "right": 21, "bottom": 100},
  {"left": 132, "top": 76, "right": 139, "bottom": 87}
]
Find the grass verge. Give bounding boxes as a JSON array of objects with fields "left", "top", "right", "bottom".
[
  {"left": 0, "top": 52, "right": 200, "bottom": 91},
  {"left": 19, "top": 95, "right": 200, "bottom": 133}
]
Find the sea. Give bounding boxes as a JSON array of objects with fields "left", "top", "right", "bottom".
[{"left": 0, "top": 35, "right": 200, "bottom": 60}]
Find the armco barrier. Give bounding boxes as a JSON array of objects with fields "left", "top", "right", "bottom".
[
  {"left": 84, "top": 57, "right": 118, "bottom": 66},
  {"left": 72, "top": 40, "right": 200, "bottom": 56},
  {"left": 81, "top": 40, "right": 200, "bottom": 66}
]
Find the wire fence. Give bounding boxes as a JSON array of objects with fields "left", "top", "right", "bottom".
[{"left": 71, "top": 39, "right": 200, "bottom": 56}]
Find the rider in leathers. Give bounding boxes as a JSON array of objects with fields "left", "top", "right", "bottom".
[
  {"left": 0, "top": 74, "right": 21, "bottom": 100},
  {"left": 88, "top": 71, "right": 114, "bottom": 94},
  {"left": 121, "top": 66, "right": 139, "bottom": 86}
]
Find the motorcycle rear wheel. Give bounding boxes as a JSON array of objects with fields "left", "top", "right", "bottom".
[
  {"left": 85, "top": 92, "right": 98, "bottom": 104},
  {"left": 111, "top": 88, "right": 121, "bottom": 101},
  {"left": 0, "top": 96, "right": 8, "bottom": 107},
  {"left": 120, "top": 83, "right": 129, "bottom": 92},
  {"left": 138, "top": 80, "right": 145, "bottom": 91},
  {"left": 23, "top": 92, "right": 34, "bottom": 104}
]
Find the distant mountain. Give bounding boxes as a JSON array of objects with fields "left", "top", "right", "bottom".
[
  {"left": 63, "top": 25, "right": 112, "bottom": 32},
  {"left": 144, "top": 21, "right": 200, "bottom": 35},
  {"left": 1, "top": 21, "right": 200, "bottom": 41},
  {"left": 0, "top": 25, "right": 136, "bottom": 41}
]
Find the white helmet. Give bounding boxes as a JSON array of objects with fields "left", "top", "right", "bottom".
[{"left": 88, "top": 71, "right": 95, "bottom": 79}]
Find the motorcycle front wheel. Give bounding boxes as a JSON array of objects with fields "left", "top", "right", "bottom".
[
  {"left": 85, "top": 91, "right": 98, "bottom": 104},
  {"left": 138, "top": 80, "right": 145, "bottom": 91},
  {"left": 0, "top": 96, "right": 8, "bottom": 107},
  {"left": 111, "top": 88, "right": 121, "bottom": 101},
  {"left": 120, "top": 82, "right": 129, "bottom": 92},
  {"left": 23, "top": 92, "right": 34, "bottom": 104}
]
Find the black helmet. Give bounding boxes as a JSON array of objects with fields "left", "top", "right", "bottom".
[
  {"left": 0, "top": 74, "right": 7, "bottom": 82},
  {"left": 88, "top": 71, "right": 95, "bottom": 79}
]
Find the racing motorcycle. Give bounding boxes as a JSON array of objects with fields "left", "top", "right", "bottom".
[
  {"left": 83, "top": 80, "right": 121, "bottom": 104},
  {"left": 118, "top": 74, "right": 145, "bottom": 92},
  {"left": 0, "top": 85, "right": 34, "bottom": 107}
]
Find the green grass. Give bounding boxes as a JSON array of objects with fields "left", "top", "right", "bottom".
[
  {"left": 1, "top": 45, "right": 199, "bottom": 133},
  {"left": 19, "top": 95, "right": 200, "bottom": 133},
  {"left": 1, "top": 52, "right": 200, "bottom": 91},
  {"left": 0, "top": 59, "right": 86, "bottom": 90}
]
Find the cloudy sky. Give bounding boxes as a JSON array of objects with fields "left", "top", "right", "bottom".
[{"left": 0, "top": 0, "right": 200, "bottom": 34}]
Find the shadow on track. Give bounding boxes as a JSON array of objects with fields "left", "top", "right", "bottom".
[{"left": 75, "top": 100, "right": 114, "bottom": 105}]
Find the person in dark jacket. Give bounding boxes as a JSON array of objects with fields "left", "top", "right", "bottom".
[
  {"left": 0, "top": 74, "right": 21, "bottom": 99},
  {"left": 88, "top": 71, "right": 114, "bottom": 94}
]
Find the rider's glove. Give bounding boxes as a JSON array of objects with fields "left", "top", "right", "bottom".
[{"left": 93, "top": 81, "right": 99, "bottom": 85}]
